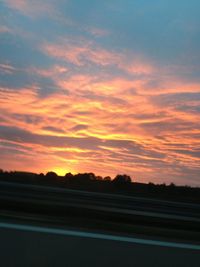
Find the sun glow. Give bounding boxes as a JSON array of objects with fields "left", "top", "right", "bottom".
[{"left": 52, "top": 168, "right": 73, "bottom": 176}]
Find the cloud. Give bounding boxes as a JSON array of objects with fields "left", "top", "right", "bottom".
[
  {"left": 0, "top": 26, "right": 12, "bottom": 34},
  {"left": 0, "top": 125, "right": 99, "bottom": 149},
  {"left": 71, "top": 124, "right": 89, "bottom": 132},
  {"left": 41, "top": 36, "right": 156, "bottom": 78},
  {"left": 3, "top": 0, "right": 58, "bottom": 18},
  {"left": 86, "top": 26, "right": 110, "bottom": 37},
  {"left": 152, "top": 92, "right": 200, "bottom": 106},
  {"left": 0, "top": 63, "right": 16, "bottom": 74},
  {"left": 42, "top": 126, "right": 66, "bottom": 134},
  {"left": 42, "top": 38, "right": 120, "bottom": 67}
]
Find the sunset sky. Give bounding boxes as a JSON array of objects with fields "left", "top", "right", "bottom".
[{"left": 0, "top": 0, "right": 200, "bottom": 186}]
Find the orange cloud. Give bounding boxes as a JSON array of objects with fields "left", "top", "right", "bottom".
[{"left": 1, "top": 40, "right": 200, "bottom": 185}]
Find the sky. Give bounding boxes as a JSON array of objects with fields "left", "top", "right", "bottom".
[{"left": 0, "top": 0, "right": 200, "bottom": 186}]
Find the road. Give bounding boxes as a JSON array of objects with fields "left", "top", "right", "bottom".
[
  {"left": 1, "top": 181, "right": 200, "bottom": 219},
  {"left": 0, "top": 181, "right": 200, "bottom": 266},
  {"left": 1, "top": 181, "right": 200, "bottom": 241},
  {"left": 1, "top": 181, "right": 200, "bottom": 266},
  {"left": 0, "top": 222, "right": 200, "bottom": 267}
]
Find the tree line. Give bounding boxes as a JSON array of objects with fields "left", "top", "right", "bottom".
[{"left": 0, "top": 169, "right": 199, "bottom": 203}]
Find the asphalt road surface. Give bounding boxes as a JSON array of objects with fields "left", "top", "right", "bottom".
[
  {"left": 1, "top": 181, "right": 200, "bottom": 242},
  {"left": 1, "top": 181, "right": 200, "bottom": 266},
  {"left": 0, "top": 222, "right": 200, "bottom": 267},
  {"left": 1, "top": 181, "right": 200, "bottom": 220}
]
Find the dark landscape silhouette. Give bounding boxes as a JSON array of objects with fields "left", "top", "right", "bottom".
[{"left": 0, "top": 169, "right": 199, "bottom": 203}]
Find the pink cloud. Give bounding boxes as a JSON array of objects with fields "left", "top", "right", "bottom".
[
  {"left": 30, "top": 65, "right": 68, "bottom": 78},
  {"left": 42, "top": 39, "right": 120, "bottom": 67},
  {"left": 43, "top": 44, "right": 87, "bottom": 66},
  {"left": 86, "top": 27, "right": 110, "bottom": 37},
  {"left": 0, "top": 25, "right": 12, "bottom": 33},
  {"left": 41, "top": 37, "right": 156, "bottom": 77},
  {"left": 123, "top": 61, "right": 155, "bottom": 75},
  {"left": 0, "top": 63, "right": 16, "bottom": 74},
  {"left": 3, "top": 0, "right": 58, "bottom": 18}
]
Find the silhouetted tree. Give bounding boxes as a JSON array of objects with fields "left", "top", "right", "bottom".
[
  {"left": 87, "top": 173, "right": 96, "bottom": 180},
  {"left": 104, "top": 176, "right": 111, "bottom": 182},
  {"left": 112, "top": 174, "right": 132, "bottom": 186},
  {"left": 169, "top": 182, "right": 175, "bottom": 187},
  {"left": 65, "top": 172, "right": 73, "bottom": 180},
  {"left": 96, "top": 176, "right": 103, "bottom": 181},
  {"left": 46, "top": 171, "right": 58, "bottom": 180}
]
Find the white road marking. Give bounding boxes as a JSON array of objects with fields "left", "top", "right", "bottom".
[{"left": 0, "top": 222, "right": 200, "bottom": 250}]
